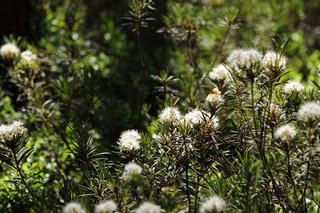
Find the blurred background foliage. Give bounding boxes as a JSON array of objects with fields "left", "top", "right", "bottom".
[{"left": 0, "top": 0, "right": 320, "bottom": 211}]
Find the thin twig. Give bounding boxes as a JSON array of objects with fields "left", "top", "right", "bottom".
[
  {"left": 136, "top": 2, "right": 147, "bottom": 127},
  {"left": 13, "top": 150, "right": 40, "bottom": 202}
]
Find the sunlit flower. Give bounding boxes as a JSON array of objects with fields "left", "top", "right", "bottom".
[
  {"left": 185, "top": 109, "right": 204, "bottom": 126},
  {"left": 135, "top": 202, "right": 161, "bottom": 213},
  {"left": 0, "top": 43, "right": 20, "bottom": 59},
  {"left": 283, "top": 81, "right": 304, "bottom": 95},
  {"left": 200, "top": 195, "right": 226, "bottom": 213},
  {"left": 0, "top": 120, "right": 27, "bottom": 141},
  {"left": 95, "top": 200, "right": 117, "bottom": 213},
  {"left": 159, "top": 107, "right": 182, "bottom": 123},
  {"left": 122, "top": 162, "right": 142, "bottom": 181},
  {"left": 275, "top": 124, "right": 297, "bottom": 141},
  {"left": 297, "top": 102, "right": 320, "bottom": 121},
  {"left": 16, "top": 50, "right": 38, "bottom": 69},
  {"left": 21, "top": 50, "right": 37, "bottom": 62},
  {"left": 227, "top": 48, "right": 262, "bottom": 73},
  {"left": 262, "top": 51, "right": 286, "bottom": 71},
  {"left": 206, "top": 88, "right": 224, "bottom": 108},
  {"left": 184, "top": 109, "right": 219, "bottom": 129},
  {"left": 118, "top": 130, "right": 141, "bottom": 151},
  {"left": 209, "top": 65, "right": 231, "bottom": 82},
  {"left": 63, "top": 202, "right": 85, "bottom": 213}
]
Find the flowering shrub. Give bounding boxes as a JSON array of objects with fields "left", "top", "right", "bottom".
[{"left": 0, "top": 0, "right": 320, "bottom": 213}]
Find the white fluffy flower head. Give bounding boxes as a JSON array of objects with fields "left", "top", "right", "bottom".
[
  {"left": 184, "top": 109, "right": 219, "bottom": 128},
  {"left": 0, "top": 43, "right": 20, "bottom": 59},
  {"left": 118, "top": 129, "right": 141, "bottom": 151},
  {"left": 209, "top": 65, "right": 231, "bottom": 82},
  {"left": 227, "top": 48, "right": 262, "bottom": 73},
  {"left": 275, "top": 124, "right": 297, "bottom": 141},
  {"left": 122, "top": 162, "right": 142, "bottom": 181},
  {"left": 262, "top": 51, "right": 286, "bottom": 71},
  {"left": 200, "top": 195, "right": 226, "bottom": 213},
  {"left": 206, "top": 88, "right": 223, "bottom": 108},
  {"left": 0, "top": 120, "right": 27, "bottom": 141},
  {"left": 297, "top": 102, "right": 320, "bottom": 122},
  {"left": 185, "top": 109, "right": 204, "bottom": 126},
  {"left": 283, "top": 81, "right": 304, "bottom": 95},
  {"left": 159, "top": 107, "right": 182, "bottom": 123},
  {"left": 95, "top": 200, "right": 117, "bottom": 213},
  {"left": 135, "top": 202, "right": 161, "bottom": 213},
  {"left": 21, "top": 50, "right": 37, "bottom": 62},
  {"left": 63, "top": 202, "right": 85, "bottom": 213},
  {"left": 206, "top": 93, "right": 223, "bottom": 107}
]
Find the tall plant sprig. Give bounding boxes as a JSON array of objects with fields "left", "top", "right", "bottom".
[
  {"left": 68, "top": 122, "right": 100, "bottom": 173},
  {"left": 192, "top": 10, "right": 238, "bottom": 107},
  {"left": 261, "top": 39, "right": 291, "bottom": 145},
  {"left": 123, "top": 0, "right": 155, "bottom": 126},
  {"left": 67, "top": 121, "right": 112, "bottom": 207},
  {"left": 79, "top": 161, "right": 116, "bottom": 202},
  {"left": 11, "top": 56, "right": 71, "bottom": 150},
  {"left": 296, "top": 114, "right": 319, "bottom": 210}
]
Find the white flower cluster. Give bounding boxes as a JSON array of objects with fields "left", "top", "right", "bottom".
[
  {"left": 135, "top": 202, "right": 161, "bottom": 213},
  {"left": 184, "top": 109, "right": 219, "bottom": 128},
  {"left": 200, "top": 195, "right": 226, "bottom": 213},
  {"left": 297, "top": 102, "right": 320, "bottom": 122},
  {"left": 185, "top": 109, "right": 204, "bottom": 126},
  {"left": 118, "top": 129, "right": 141, "bottom": 151},
  {"left": 16, "top": 50, "right": 38, "bottom": 69},
  {"left": 21, "top": 50, "right": 37, "bottom": 62},
  {"left": 209, "top": 65, "right": 231, "bottom": 82},
  {"left": 262, "top": 51, "right": 286, "bottom": 71},
  {"left": 0, "top": 43, "right": 20, "bottom": 59},
  {"left": 206, "top": 88, "right": 223, "bottom": 108},
  {"left": 63, "top": 202, "right": 85, "bottom": 213},
  {"left": 159, "top": 106, "right": 182, "bottom": 123},
  {"left": 227, "top": 49, "right": 287, "bottom": 75},
  {"left": 95, "top": 200, "right": 117, "bottom": 213},
  {"left": 122, "top": 162, "right": 142, "bottom": 181},
  {"left": 0, "top": 120, "right": 27, "bottom": 141},
  {"left": 274, "top": 124, "right": 297, "bottom": 141},
  {"left": 227, "top": 49, "right": 262, "bottom": 73},
  {"left": 283, "top": 81, "right": 304, "bottom": 95}
]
